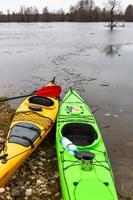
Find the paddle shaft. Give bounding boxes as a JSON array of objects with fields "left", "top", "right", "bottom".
[{"left": 0, "top": 93, "right": 32, "bottom": 102}]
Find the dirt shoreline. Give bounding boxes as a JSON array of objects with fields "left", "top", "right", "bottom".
[{"left": 0, "top": 101, "right": 131, "bottom": 200}]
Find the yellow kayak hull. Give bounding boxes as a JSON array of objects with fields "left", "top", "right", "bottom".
[{"left": 0, "top": 83, "right": 59, "bottom": 187}]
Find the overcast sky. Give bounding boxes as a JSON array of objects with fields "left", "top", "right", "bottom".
[{"left": 0, "top": 0, "right": 133, "bottom": 13}]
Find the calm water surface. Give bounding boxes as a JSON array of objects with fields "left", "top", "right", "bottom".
[{"left": 0, "top": 22, "right": 133, "bottom": 193}]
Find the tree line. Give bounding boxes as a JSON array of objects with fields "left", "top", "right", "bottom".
[{"left": 0, "top": 0, "right": 133, "bottom": 23}]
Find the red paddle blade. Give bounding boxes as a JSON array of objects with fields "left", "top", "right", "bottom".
[{"left": 34, "top": 85, "right": 62, "bottom": 97}]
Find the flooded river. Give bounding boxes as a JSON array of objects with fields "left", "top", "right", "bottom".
[{"left": 0, "top": 22, "right": 133, "bottom": 193}]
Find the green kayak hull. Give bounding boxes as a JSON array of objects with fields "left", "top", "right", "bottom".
[{"left": 56, "top": 89, "right": 118, "bottom": 200}]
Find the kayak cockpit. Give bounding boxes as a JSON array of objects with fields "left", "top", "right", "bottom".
[
  {"left": 28, "top": 96, "right": 54, "bottom": 107},
  {"left": 61, "top": 123, "right": 98, "bottom": 146}
]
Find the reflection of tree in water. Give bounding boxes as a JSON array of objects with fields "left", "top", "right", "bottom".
[{"left": 103, "top": 44, "right": 121, "bottom": 57}]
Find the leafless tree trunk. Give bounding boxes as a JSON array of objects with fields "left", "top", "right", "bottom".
[{"left": 106, "top": 0, "right": 122, "bottom": 30}]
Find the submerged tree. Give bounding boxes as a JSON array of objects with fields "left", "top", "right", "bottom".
[
  {"left": 103, "top": 44, "right": 121, "bottom": 57},
  {"left": 106, "top": 0, "right": 122, "bottom": 30}
]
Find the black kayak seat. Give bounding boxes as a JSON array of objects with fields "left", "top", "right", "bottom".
[
  {"left": 28, "top": 96, "right": 54, "bottom": 107},
  {"left": 62, "top": 123, "right": 98, "bottom": 146},
  {"left": 8, "top": 122, "right": 41, "bottom": 147}
]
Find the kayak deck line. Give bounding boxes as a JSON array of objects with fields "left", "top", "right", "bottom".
[
  {"left": 57, "top": 119, "right": 95, "bottom": 124},
  {"left": 60, "top": 152, "right": 110, "bottom": 172},
  {"left": 57, "top": 116, "right": 95, "bottom": 120},
  {"left": 58, "top": 114, "right": 94, "bottom": 118},
  {"left": 57, "top": 115, "right": 95, "bottom": 124},
  {"left": 12, "top": 110, "right": 54, "bottom": 130},
  {"left": 62, "top": 88, "right": 86, "bottom": 104},
  {"left": 60, "top": 101, "right": 85, "bottom": 104}
]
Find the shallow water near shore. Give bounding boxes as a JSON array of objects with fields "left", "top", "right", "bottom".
[{"left": 0, "top": 22, "right": 133, "bottom": 195}]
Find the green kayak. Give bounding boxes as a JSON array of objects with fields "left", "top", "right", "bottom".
[{"left": 56, "top": 88, "right": 118, "bottom": 200}]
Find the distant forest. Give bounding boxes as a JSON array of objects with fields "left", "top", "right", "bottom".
[{"left": 0, "top": 0, "right": 133, "bottom": 22}]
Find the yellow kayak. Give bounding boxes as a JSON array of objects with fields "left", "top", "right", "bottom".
[{"left": 0, "top": 81, "right": 60, "bottom": 187}]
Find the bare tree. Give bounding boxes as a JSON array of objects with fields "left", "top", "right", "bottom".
[{"left": 106, "top": 0, "right": 122, "bottom": 30}]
